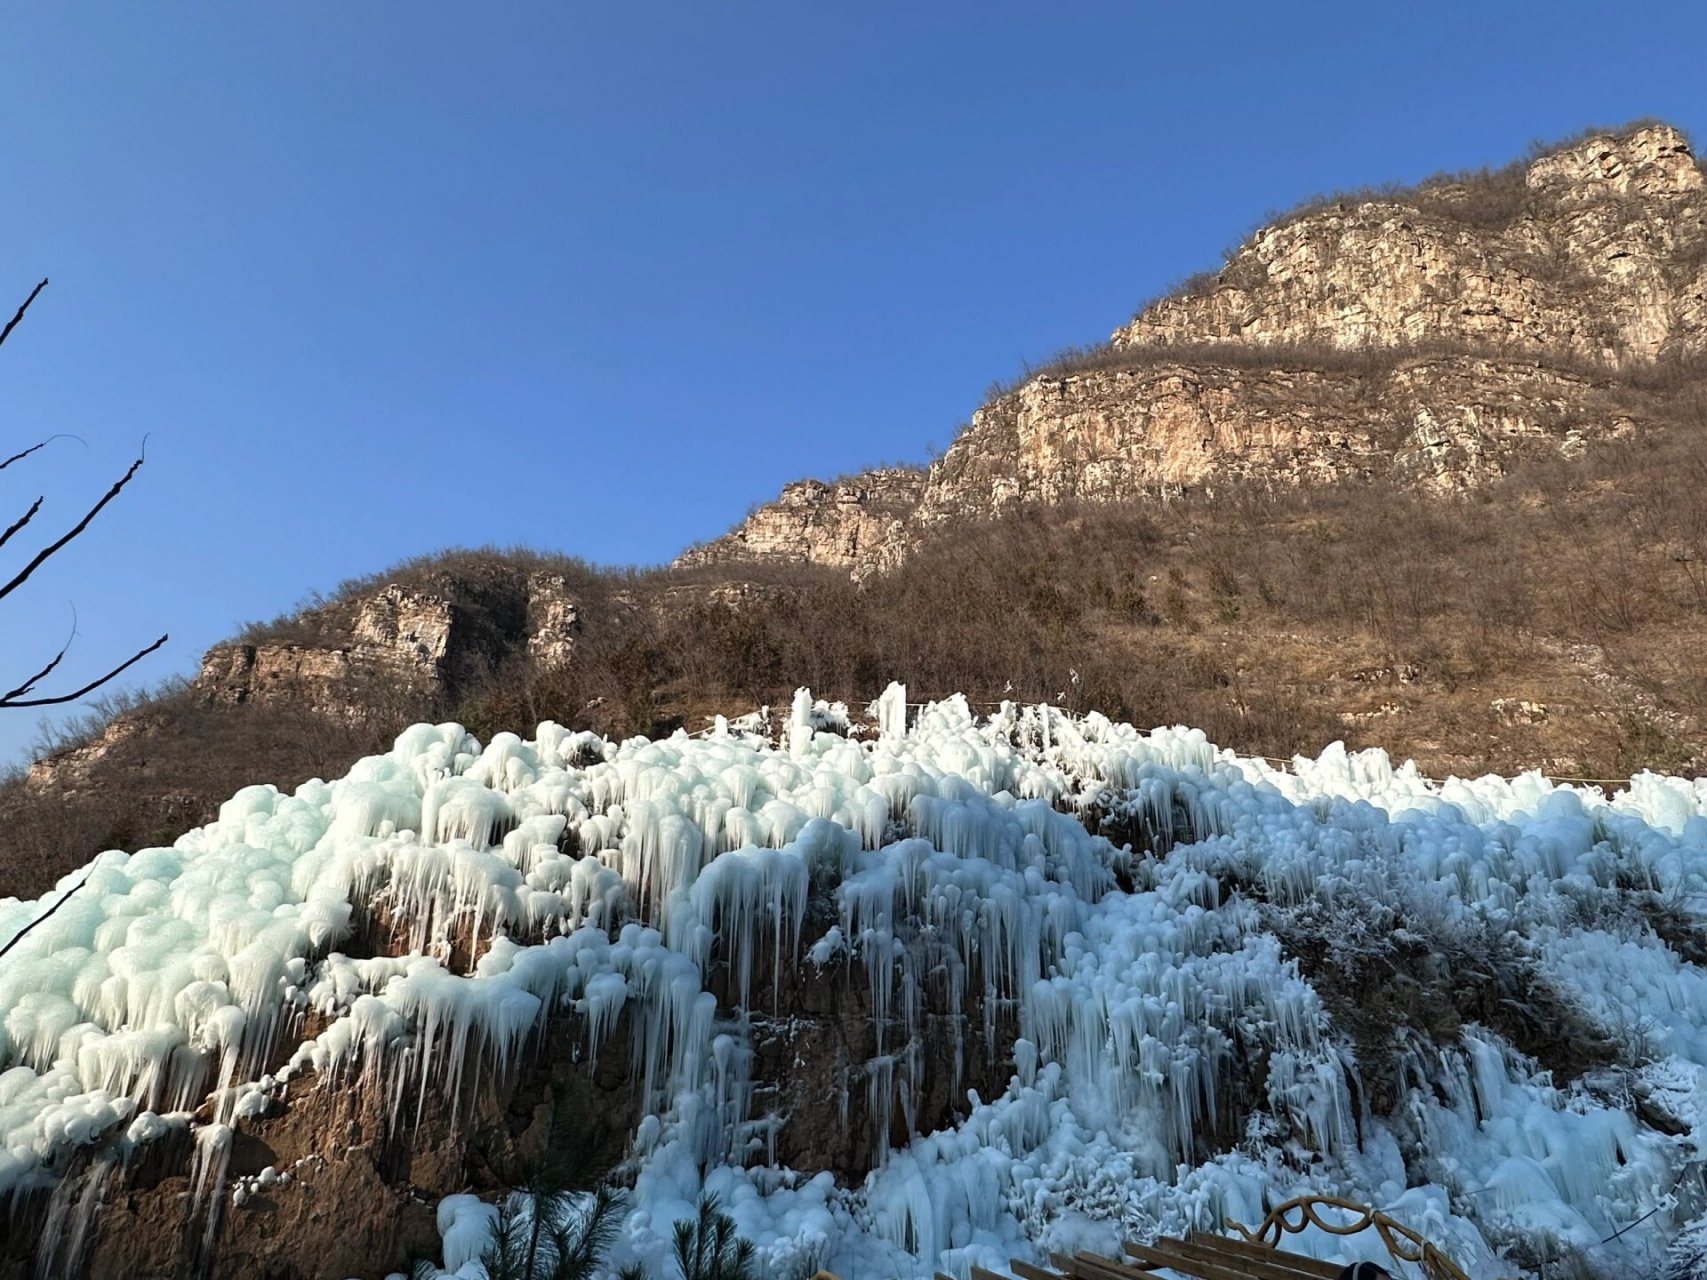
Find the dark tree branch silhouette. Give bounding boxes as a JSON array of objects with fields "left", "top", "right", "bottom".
[
  {"left": 0, "top": 277, "right": 167, "bottom": 710},
  {"left": 0, "top": 277, "right": 49, "bottom": 352}
]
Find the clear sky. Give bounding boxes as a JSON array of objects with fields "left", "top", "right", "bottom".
[{"left": 1, "top": 0, "right": 1704, "bottom": 762}]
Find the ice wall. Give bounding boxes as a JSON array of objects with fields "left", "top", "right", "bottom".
[{"left": 3, "top": 685, "right": 1707, "bottom": 1279}]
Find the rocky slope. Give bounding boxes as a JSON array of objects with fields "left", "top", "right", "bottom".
[
  {"left": 24, "top": 563, "right": 583, "bottom": 797},
  {"left": 200, "top": 570, "right": 583, "bottom": 715},
  {"left": 674, "top": 469, "right": 926, "bottom": 573},
  {"left": 1115, "top": 123, "right": 1707, "bottom": 359},
  {"left": 13, "top": 124, "right": 1707, "bottom": 913},
  {"left": 682, "top": 122, "right": 1707, "bottom": 575}
]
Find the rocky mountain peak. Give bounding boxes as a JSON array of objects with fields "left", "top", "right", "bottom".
[
  {"left": 1524, "top": 121, "right": 1703, "bottom": 199},
  {"left": 681, "top": 121, "right": 1707, "bottom": 577},
  {"left": 1113, "top": 121, "right": 1707, "bottom": 361}
]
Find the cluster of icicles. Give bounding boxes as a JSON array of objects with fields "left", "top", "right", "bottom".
[{"left": 2, "top": 685, "right": 1707, "bottom": 1278}]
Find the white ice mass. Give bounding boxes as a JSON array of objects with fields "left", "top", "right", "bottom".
[{"left": 3, "top": 685, "right": 1707, "bottom": 1278}]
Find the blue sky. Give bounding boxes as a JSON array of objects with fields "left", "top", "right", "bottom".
[{"left": 1, "top": 0, "right": 1704, "bottom": 762}]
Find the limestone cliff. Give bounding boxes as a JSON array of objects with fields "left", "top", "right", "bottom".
[
  {"left": 690, "top": 122, "right": 1707, "bottom": 575},
  {"left": 24, "top": 570, "right": 584, "bottom": 797},
  {"left": 914, "top": 353, "right": 1636, "bottom": 525},
  {"left": 677, "top": 467, "right": 926, "bottom": 573},
  {"left": 1116, "top": 124, "right": 1707, "bottom": 360},
  {"left": 197, "top": 571, "right": 581, "bottom": 713}
]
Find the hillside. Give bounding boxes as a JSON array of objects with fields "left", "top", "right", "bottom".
[
  {"left": 682, "top": 122, "right": 1707, "bottom": 572},
  {"left": 7, "top": 121, "right": 1707, "bottom": 1279},
  {"left": 9, "top": 123, "right": 1707, "bottom": 909}
]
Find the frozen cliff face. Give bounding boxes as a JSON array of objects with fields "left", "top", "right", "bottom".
[{"left": 5, "top": 687, "right": 1707, "bottom": 1279}]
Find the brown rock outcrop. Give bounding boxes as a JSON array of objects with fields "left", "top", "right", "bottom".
[
  {"left": 696, "top": 123, "right": 1707, "bottom": 576},
  {"left": 675, "top": 468, "right": 926, "bottom": 573},
  {"left": 200, "top": 585, "right": 456, "bottom": 710},
  {"left": 22, "top": 568, "right": 588, "bottom": 806},
  {"left": 525, "top": 572, "right": 582, "bottom": 670},
  {"left": 1114, "top": 124, "right": 1707, "bottom": 361},
  {"left": 917, "top": 353, "right": 1632, "bottom": 521}
]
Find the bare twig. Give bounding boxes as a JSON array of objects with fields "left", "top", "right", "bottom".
[
  {"left": 1, "top": 614, "right": 73, "bottom": 702},
  {"left": 1600, "top": 1201, "right": 1663, "bottom": 1245},
  {"left": 0, "top": 496, "right": 42, "bottom": 552},
  {"left": 0, "top": 442, "right": 49, "bottom": 473},
  {"left": 0, "top": 277, "right": 48, "bottom": 353},
  {"left": 0, "top": 453, "right": 145, "bottom": 603},
  {"left": 0, "top": 632, "right": 167, "bottom": 708},
  {"left": 0, "top": 865, "right": 90, "bottom": 967},
  {"left": 0, "top": 281, "right": 167, "bottom": 713},
  {"left": 0, "top": 435, "right": 89, "bottom": 474}
]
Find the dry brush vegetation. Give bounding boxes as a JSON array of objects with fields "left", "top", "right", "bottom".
[{"left": 6, "top": 368, "right": 1707, "bottom": 900}]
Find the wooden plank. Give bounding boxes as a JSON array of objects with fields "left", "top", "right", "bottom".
[
  {"left": 1122, "top": 1240, "right": 1257, "bottom": 1280},
  {"left": 1141, "top": 1236, "right": 1336, "bottom": 1280},
  {"left": 1048, "top": 1254, "right": 1115, "bottom": 1280},
  {"left": 972, "top": 1268, "right": 1015, "bottom": 1280},
  {"left": 1049, "top": 1252, "right": 1154, "bottom": 1280},
  {"left": 1073, "top": 1258, "right": 1161, "bottom": 1280},
  {"left": 1180, "top": 1232, "right": 1342, "bottom": 1279},
  {"left": 1065, "top": 1250, "right": 1175, "bottom": 1280},
  {"left": 1010, "top": 1260, "right": 1067, "bottom": 1280}
]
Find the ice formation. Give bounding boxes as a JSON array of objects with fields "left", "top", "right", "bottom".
[{"left": 3, "top": 685, "right": 1707, "bottom": 1278}]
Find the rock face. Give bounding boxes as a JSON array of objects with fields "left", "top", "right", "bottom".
[
  {"left": 524, "top": 572, "right": 582, "bottom": 670},
  {"left": 915, "top": 353, "right": 1635, "bottom": 522},
  {"left": 10, "top": 1009, "right": 644, "bottom": 1280},
  {"left": 1114, "top": 124, "right": 1707, "bottom": 360},
  {"left": 197, "top": 575, "right": 582, "bottom": 714},
  {"left": 693, "top": 123, "right": 1707, "bottom": 575},
  {"left": 24, "top": 568, "right": 586, "bottom": 802},
  {"left": 678, "top": 468, "right": 926, "bottom": 573}
]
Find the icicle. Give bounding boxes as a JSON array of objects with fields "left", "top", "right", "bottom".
[{"left": 870, "top": 682, "right": 908, "bottom": 741}]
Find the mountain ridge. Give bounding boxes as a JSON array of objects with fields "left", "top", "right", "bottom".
[
  {"left": 9, "top": 119, "right": 1707, "bottom": 904},
  {"left": 679, "top": 121, "right": 1707, "bottom": 575},
  {"left": 8, "top": 117, "right": 1707, "bottom": 1280}
]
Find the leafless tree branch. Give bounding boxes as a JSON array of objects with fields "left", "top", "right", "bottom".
[
  {"left": 1, "top": 614, "right": 74, "bottom": 703},
  {"left": 0, "top": 434, "right": 88, "bottom": 474},
  {"left": 0, "top": 497, "right": 43, "bottom": 553},
  {"left": 0, "top": 454, "right": 145, "bottom": 604},
  {"left": 0, "top": 442, "right": 49, "bottom": 473},
  {"left": 0, "top": 277, "right": 48, "bottom": 353},
  {"left": 0, "top": 632, "right": 168, "bottom": 708},
  {"left": 0, "top": 864, "right": 91, "bottom": 964},
  {"left": 0, "top": 279, "right": 168, "bottom": 712}
]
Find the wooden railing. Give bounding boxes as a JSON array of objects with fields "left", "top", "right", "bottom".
[{"left": 1231, "top": 1194, "right": 1473, "bottom": 1280}]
